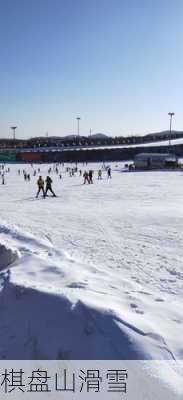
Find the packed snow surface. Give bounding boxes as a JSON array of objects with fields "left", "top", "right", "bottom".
[{"left": 0, "top": 162, "right": 183, "bottom": 396}]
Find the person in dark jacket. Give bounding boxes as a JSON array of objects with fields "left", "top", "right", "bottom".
[
  {"left": 107, "top": 167, "right": 111, "bottom": 179},
  {"left": 88, "top": 170, "right": 93, "bottom": 184},
  {"left": 83, "top": 171, "right": 89, "bottom": 184},
  {"left": 44, "top": 176, "right": 56, "bottom": 197}
]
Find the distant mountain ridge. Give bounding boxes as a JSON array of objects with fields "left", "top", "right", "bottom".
[
  {"left": 145, "top": 130, "right": 183, "bottom": 137},
  {"left": 30, "top": 131, "right": 183, "bottom": 141},
  {"left": 90, "top": 133, "right": 109, "bottom": 139}
]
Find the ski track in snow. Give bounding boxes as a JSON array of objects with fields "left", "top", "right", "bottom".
[{"left": 0, "top": 162, "right": 182, "bottom": 394}]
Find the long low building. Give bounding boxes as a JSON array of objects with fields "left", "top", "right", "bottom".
[
  {"left": 0, "top": 137, "right": 183, "bottom": 163},
  {"left": 1, "top": 136, "right": 183, "bottom": 153},
  {"left": 134, "top": 153, "right": 178, "bottom": 169}
]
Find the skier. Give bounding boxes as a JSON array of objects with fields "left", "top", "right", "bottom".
[
  {"left": 36, "top": 176, "right": 45, "bottom": 198},
  {"left": 88, "top": 170, "right": 93, "bottom": 184},
  {"left": 107, "top": 167, "right": 111, "bottom": 179},
  {"left": 44, "top": 176, "right": 56, "bottom": 197},
  {"left": 83, "top": 171, "right": 89, "bottom": 184},
  {"left": 98, "top": 170, "right": 102, "bottom": 180}
]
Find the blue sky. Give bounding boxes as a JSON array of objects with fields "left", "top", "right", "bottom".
[{"left": 0, "top": 0, "right": 182, "bottom": 138}]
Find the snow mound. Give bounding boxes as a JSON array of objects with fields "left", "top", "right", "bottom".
[
  {"left": 0, "top": 243, "right": 19, "bottom": 271},
  {"left": 0, "top": 282, "right": 161, "bottom": 360},
  {"left": 0, "top": 220, "right": 181, "bottom": 363}
]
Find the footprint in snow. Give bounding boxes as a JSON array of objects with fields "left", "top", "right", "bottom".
[
  {"left": 130, "top": 303, "right": 144, "bottom": 315},
  {"left": 130, "top": 303, "right": 138, "bottom": 309},
  {"left": 172, "top": 318, "right": 181, "bottom": 324},
  {"left": 155, "top": 298, "right": 164, "bottom": 302},
  {"left": 67, "top": 282, "right": 86, "bottom": 289},
  {"left": 135, "top": 309, "right": 144, "bottom": 315},
  {"left": 138, "top": 290, "right": 151, "bottom": 296}
]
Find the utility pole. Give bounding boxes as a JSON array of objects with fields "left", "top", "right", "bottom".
[
  {"left": 168, "top": 112, "right": 175, "bottom": 147},
  {"left": 11, "top": 126, "right": 17, "bottom": 141},
  {"left": 76, "top": 117, "right": 81, "bottom": 137}
]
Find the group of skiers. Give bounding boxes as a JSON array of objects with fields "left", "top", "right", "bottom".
[
  {"left": 14, "top": 163, "right": 112, "bottom": 198},
  {"left": 0, "top": 165, "right": 10, "bottom": 185},
  {"left": 24, "top": 172, "right": 31, "bottom": 181},
  {"left": 83, "top": 170, "right": 94, "bottom": 184},
  {"left": 36, "top": 176, "right": 56, "bottom": 198},
  {"left": 83, "top": 167, "right": 111, "bottom": 184}
]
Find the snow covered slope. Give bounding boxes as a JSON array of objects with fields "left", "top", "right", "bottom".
[{"left": 0, "top": 163, "right": 182, "bottom": 394}]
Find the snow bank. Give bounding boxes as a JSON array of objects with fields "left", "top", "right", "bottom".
[
  {"left": 0, "top": 276, "right": 178, "bottom": 361},
  {"left": 0, "top": 243, "right": 19, "bottom": 270}
]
